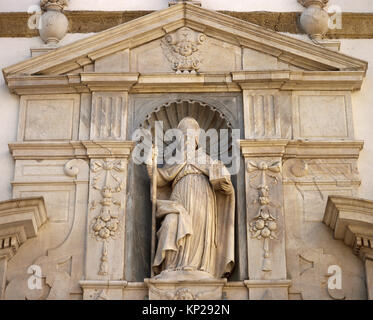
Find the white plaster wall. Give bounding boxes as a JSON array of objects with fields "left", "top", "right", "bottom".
[
  {"left": 0, "top": 33, "right": 91, "bottom": 201},
  {"left": 0, "top": 40, "right": 23, "bottom": 202},
  {"left": 341, "top": 40, "right": 373, "bottom": 200},
  {"left": 0, "top": 0, "right": 372, "bottom": 12}
]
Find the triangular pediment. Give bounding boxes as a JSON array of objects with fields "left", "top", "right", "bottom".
[{"left": 2, "top": 3, "right": 367, "bottom": 80}]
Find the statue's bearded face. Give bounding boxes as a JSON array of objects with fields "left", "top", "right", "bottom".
[{"left": 177, "top": 117, "right": 200, "bottom": 149}]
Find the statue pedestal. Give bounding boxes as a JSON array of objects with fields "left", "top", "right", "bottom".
[{"left": 145, "top": 277, "right": 227, "bottom": 300}]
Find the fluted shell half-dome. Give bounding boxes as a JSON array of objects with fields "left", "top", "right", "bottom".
[{"left": 140, "top": 100, "right": 233, "bottom": 161}]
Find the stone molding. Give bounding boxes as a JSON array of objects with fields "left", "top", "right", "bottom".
[
  {"left": 244, "top": 279, "right": 292, "bottom": 288},
  {"left": 240, "top": 140, "right": 363, "bottom": 159},
  {"left": 5, "top": 71, "right": 366, "bottom": 95},
  {"left": 79, "top": 280, "right": 128, "bottom": 300},
  {"left": 145, "top": 278, "right": 227, "bottom": 300},
  {"left": 78, "top": 280, "right": 295, "bottom": 300},
  {"left": 0, "top": 197, "right": 48, "bottom": 253},
  {"left": 323, "top": 196, "right": 373, "bottom": 300},
  {"left": 79, "top": 280, "right": 128, "bottom": 289},
  {"left": 0, "top": 197, "right": 47, "bottom": 299},
  {"left": 10, "top": 140, "right": 363, "bottom": 161},
  {"left": 2, "top": 4, "right": 367, "bottom": 80},
  {"left": 324, "top": 196, "right": 373, "bottom": 260},
  {"left": 9, "top": 141, "right": 135, "bottom": 160},
  {"left": 232, "top": 71, "right": 365, "bottom": 91},
  {"left": 80, "top": 73, "right": 139, "bottom": 92}
]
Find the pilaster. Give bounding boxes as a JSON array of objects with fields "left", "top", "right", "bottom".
[
  {"left": 83, "top": 142, "right": 134, "bottom": 282},
  {"left": 240, "top": 139, "right": 290, "bottom": 299}
]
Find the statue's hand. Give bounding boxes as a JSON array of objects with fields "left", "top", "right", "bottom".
[
  {"left": 146, "top": 146, "right": 158, "bottom": 179},
  {"left": 156, "top": 201, "right": 186, "bottom": 219},
  {"left": 146, "top": 163, "right": 153, "bottom": 179},
  {"left": 219, "top": 180, "right": 233, "bottom": 194}
]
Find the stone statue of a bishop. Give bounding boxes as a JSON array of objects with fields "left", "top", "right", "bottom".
[{"left": 147, "top": 117, "right": 235, "bottom": 280}]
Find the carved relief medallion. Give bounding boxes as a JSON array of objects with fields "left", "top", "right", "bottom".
[{"left": 161, "top": 27, "right": 207, "bottom": 74}]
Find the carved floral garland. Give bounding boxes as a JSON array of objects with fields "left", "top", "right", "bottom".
[
  {"left": 90, "top": 159, "right": 125, "bottom": 275},
  {"left": 248, "top": 161, "right": 280, "bottom": 272}
]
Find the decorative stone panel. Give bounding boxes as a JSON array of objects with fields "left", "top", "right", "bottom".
[
  {"left": 243, "top": 91, "right": 281, "bottom": 139},
  {"left": 18, "top": 94, "right": 80, "bottom": 142},
  {"left": 292, "top": 91, "right": 354, "bottom": 140},
  {"left": 90, "top": 92, "right": 128, "bottom": 140}
]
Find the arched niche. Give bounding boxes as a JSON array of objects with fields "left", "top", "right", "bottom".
[
  {"left": 129, "top": 93, "right": 240, "bottom": 135},
  {"left": 125, "top": 95, "right": 246, "bottom": 282}
]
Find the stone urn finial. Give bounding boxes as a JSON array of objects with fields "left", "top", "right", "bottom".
[
  {"left": 39, "top": 0, "right": 69, "bottom": 46},
  {"left": 298, "top": 0, "right": 330, "bottom": 40}
]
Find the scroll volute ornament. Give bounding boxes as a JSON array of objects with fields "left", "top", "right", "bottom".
[
  {"left": 39, "top": 0, "right": 69, "bottom": 45},
  {"left": 298, "top": 0, "right": 330, "bottom": 40},
  {"left": 161, "top": 27, "right": 207, "bottom": 74}
]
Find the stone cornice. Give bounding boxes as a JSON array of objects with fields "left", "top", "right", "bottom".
[
  {"left": 2, "top": 3, "right": 367, "bottom": 81},
  {"left": 240, "top": 140, "right": 364, "bottom": 159},
  {"left": 79, "top": 280, "right": 128, "bottom": 290},
  {"left": 9, "top": 141, "right": 135, "bottom": 160},
  {"left": 232, "top": 71, "right": 365, "bottom": 91},
  {"left": 9, "top": 140, "right": 363, "bottom": 161},
  {"left": 5, "top": 71, "right": 366, "bottom": 95},
  {"left": 240, "top": 139, "right": 288, "bottom": 158},
  {"left": 80, "top": 73, "right": 140, "bottom": 92},
  {"left": 184, "top": 4, "right": 367, "bottom": 72},
  {"left": 82, "top": 141, "right": 135, "bottom": 159},
  {"left": 145, "top": 277, "right": 227, "bottom": 286},
  {"left": 3, "top": 4, "right": 185, "bottom": 77},
  {"left": 285, "top": 140, "right": 364, "bottom": 159},
  {"left": 324, "top": 196, "right": 373, "bottom": 261},
  {"left": 244, "top": 279, "right": 292, "bottom": 288},
  {"left": 0, "top": 197, "right": 48, "bottom": 260}
]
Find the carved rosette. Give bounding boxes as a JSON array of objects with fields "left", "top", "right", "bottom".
[
  {"left": 248, "top": 161, "right": 280, "bottom": 271},
  {"left": 89, "top": 159, "right": 125, "bottom": 275},
  {"left": 161, "top": 27, "right": 207, "bottom": 74}
]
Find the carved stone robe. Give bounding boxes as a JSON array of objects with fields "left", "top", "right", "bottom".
[{"left": 152, "top": 150, "right": 235, "bottom": 279}]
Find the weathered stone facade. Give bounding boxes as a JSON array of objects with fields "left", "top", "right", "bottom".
[{"left": 0, "top": 1, "right": 373, "bottom": 300}]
